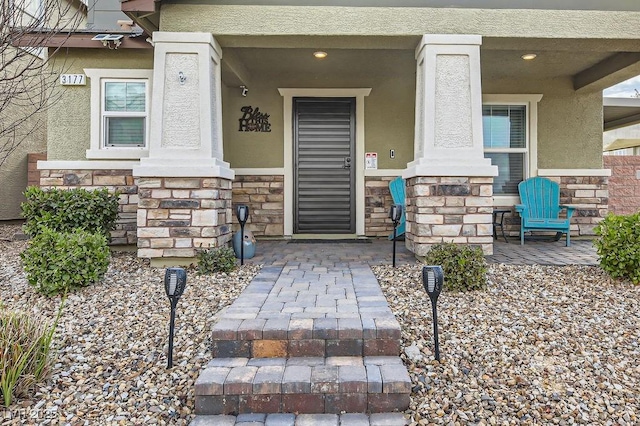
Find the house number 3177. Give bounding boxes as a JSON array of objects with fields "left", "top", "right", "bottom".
[{"left": 59, "top": 74, "right": 86, "bottom": 85}]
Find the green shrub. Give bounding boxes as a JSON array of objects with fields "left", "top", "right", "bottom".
[
  {"left": 424, "top": 242, "right": 487, "bottom": 292},
  {"left": 594, "top": 212, "right": 640, "bottom": 284},
  {"left": 21, "top": 186, "right": 120, "bottom": 238},
  {"left": 197, "top": 246, "right": 237, "bottom": 274},
  {"left": 0, "top": 302, "right": 63, "bottom": 407},
  {"left": 21, "top": 228, "right": 110, "bottom": 296}
]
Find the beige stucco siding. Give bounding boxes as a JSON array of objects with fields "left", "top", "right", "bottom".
[
  {"left": 46, "top": 49, "right": 154, "bottom": 161},
  {"left": 0, "top": 48, "right": 46, "bottom": 220},
  {"left": 222, "top": 83, "right": 284, "bottom": 168},
  {"left": 44, "top": 48, "right": 602, "bottom": 171},
  {"left": 484, "top": 77, "right": 603, "bottom": 169},
  {"left": 0, "top": 116, "right": 45, "bottom": 220},
  {"left": 160, "top": 5, "right": 640, "bottom": 40},
  {"left": 222, "top": 49, "right": 415, "bottom": 169}
]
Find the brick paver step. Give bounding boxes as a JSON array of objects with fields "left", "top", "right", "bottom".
[
  {"left": 190, "top": 412, "right": 408, "bottom": 425},
  {"left": 195, "top": 356, "right": 411, "bottom": 415},
  {"left": 210, "top": 265, "right": 402, "bottom": 358}
]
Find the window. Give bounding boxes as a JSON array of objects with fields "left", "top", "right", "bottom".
[
  {"left": 482, "top": 95, "right": 541, "bottom": 199},
  {"left": 11, "top": 0, "right": 43, "bottom": 25},
  {"left": 85, "top": 69, "right": 153, "bottom": 160},
  {"left": 102, "top": 80, "right": 147, "bottom": 147},
  {"left": 483, "top": 105, "right": 527, "bottom": 195}
]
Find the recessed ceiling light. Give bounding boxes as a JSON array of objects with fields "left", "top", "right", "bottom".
[
  {"left": 313, "top": 51, "right": 328, "bottom": 59},
  {"left": 521, "top": 53, "right": 537, "bottom": 61}
]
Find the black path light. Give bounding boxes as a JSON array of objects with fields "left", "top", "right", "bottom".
[
  {"left": 389, "top": 203, "right": 403, "bottom": 268},
  {"left": 236, "top": 204, "right": 250, "bottom": 265},
  {"left": 164, "top": 267, "right": 186, "bottom": 369},
  {"left": 422, "top": 265, "right": 443, "bottom": 362}
]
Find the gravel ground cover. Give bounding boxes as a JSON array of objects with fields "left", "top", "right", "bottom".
[
  {"left": 3, "top": 221, "right": 640, "bottom": 425},
  {"left": 373, "top": 263, "right": 640, "bottom": 425},
  {"left": 1, "top": 224, "right": 259, "bottom": 425}
]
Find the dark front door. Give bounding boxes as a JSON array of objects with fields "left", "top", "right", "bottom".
[{"left": 293, "top": 97, "right": 355, "bottom": 234}]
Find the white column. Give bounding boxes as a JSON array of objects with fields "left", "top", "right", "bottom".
[
  {"left": 404, "top": 35, "right": 498, "bottom": 178},
  {"left": 134, "top": 32, "right": 234, "bottom": 179}
]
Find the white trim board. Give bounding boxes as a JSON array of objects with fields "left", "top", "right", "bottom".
[
  {"left": 538, "top": 169, "right": 611, "bottom": 176},
  {"left": 364, "top": 169, "right": 405, "bottom": 177},
  {"left": 38, "top": 160, "right": 139, "bottom": 170},
  {"left": 278, "top": 88, "right": 372, "bottom": 237},
  {"left": 233, "top": 168, "right": 285, "bottom": 175}
]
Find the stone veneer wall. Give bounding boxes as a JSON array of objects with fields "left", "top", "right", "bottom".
[
  {"left": 495, "top": 175, "right": 609, "bottom": 238},
  {"left": 39, "top": 169, "right": 138, "bottom": 245},
  {"left": 405, "top": 177, "right": 494, "bottom": 256},
  {"left": 136, "top": 177, "right": 233, "bottom": 258},
  {"left": 231, "top": 175, "right": 284, "bottom": 236},
  {"left": 554, "top": 175, "right": 608, "bottom": 236},
  {"left": 365, "top": 176, "right": 396, "bottom": 237},
  {"left": 604, "top": 156, "right": 640, "bottom": 215}
]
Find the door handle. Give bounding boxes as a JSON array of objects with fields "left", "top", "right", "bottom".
[{"left": 344, "top": 157, "right": 351, "bottom": 169}]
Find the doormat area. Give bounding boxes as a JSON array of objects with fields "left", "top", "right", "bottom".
[{"left": 288, "top": 239, "right": 372, "bottom": 244}]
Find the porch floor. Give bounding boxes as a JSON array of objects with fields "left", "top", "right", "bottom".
[{"left": 241, "top": 237, "right": 599, "bottom": 267}]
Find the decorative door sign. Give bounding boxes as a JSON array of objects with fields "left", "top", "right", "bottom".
[{"left": 239, "top": 106, "right": 271, "bottom": 132}]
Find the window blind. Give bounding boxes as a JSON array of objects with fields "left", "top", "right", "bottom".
[{"left": 483, "top": 105, "right": 527, "bottom": 195}]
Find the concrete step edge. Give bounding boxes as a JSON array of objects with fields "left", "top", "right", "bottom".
[{"left": 190, "top": 412, "right": 409, "bottom": 425}]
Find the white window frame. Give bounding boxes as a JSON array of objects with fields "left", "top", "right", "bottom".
[
  {"left": 85, "top": 68, "right": 153, "bottom": 160},
  {"left": 101, "top": 79, "right": 148, "bottom": 148},
  {"left": 482, "top": 94, "right": 542, "bottom": 205}
]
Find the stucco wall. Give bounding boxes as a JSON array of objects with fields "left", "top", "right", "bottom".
[
  {"left": 44, "top": 48, "right": 603, "bottom": 172},
  {"left": 222, "top": 84, "right": 284, "bottom": 168},
  {"left": 0, "top": 124, "right": 45, "bottom": 220},
  {"left": 46, "top": 49, "right": 154, "bottom": 161},
  {"left": 160, "top": 5, "right": 640, "bottom": 40},
  {"left": 225, "top": 71, "right": 603, "bottom": 171},
  {"left": 0, "top": 48, "right": 47, "bottom": 220},
  {"left": 483, "top": 77, "right": 603, "bottom": 169},
  {"left": 222, "top": 49, "right": 415, "bottom": 169}
]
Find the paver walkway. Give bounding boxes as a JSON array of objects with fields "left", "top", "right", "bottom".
[
  {"left": 191, "top": 237, "right": 599, "bottom": 425},
  {"left": 192, "top": 241, "right": 415, "bottom": 426}
]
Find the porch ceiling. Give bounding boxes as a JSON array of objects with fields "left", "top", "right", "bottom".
[{"left": 220, "top": 36, "right": 640, "bottom": 91}]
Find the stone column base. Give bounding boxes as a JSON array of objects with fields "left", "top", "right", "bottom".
[
  {"left": 136, "top": 177, "right": 232, "bottom": 259},
  {"left": 406, "top": 176, "right": 494, "bottom": 256}
]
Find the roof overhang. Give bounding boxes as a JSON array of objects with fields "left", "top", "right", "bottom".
[
  {"left": 121, "top": 0, "right": 160, "bottom": 35},
  {"left": 603, "top": 97, "right": 640, "bottom": 131},
  {"left": 10, "top": 30, "right": 152, "bottom": 49},
  {"left": 604, "top": 138, "right": 640, "bottom": 151}
]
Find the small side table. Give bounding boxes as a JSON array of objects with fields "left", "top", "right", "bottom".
[{"left": 492, "top": 209, "right": 510, "bottom": 243}]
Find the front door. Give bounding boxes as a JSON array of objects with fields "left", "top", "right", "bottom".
[{"left": 293, "top": 97, "right": 355, "bottom": 234}]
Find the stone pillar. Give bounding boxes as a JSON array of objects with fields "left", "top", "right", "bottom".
[
  {"left": 133, "top": 32, "right": 234, "bottom": 261},
  {"left": 404, "top": 35, "right": 498, "bottom": 256}
]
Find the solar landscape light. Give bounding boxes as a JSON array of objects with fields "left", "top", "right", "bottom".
[
  {"left": 236, "top": 205, "right": 250, "bottom": 265},
  {"left": 389, "top": 203, "right": 403, "bottom": 268},
  {"left": 164, "top": 267, "right": 186, "bottom": 369},
  {"left": 422, "top": 265, "right": 443, "bottom": 361}
]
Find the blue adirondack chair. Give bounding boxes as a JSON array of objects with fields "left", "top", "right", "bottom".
[
  {"left": 515, "top": 177, "right": 575, "bottom": 246},
  {"left": 388, "top": 176, "right": 406, "bottom": 240}
]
